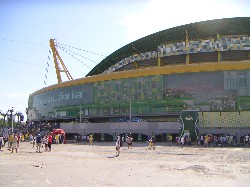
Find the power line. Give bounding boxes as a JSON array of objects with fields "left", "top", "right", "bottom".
[
  {"left": 0, "top": 57, "right": 46, "bottom": 66},
  {"left": 0, "top": 57, "right": 90, "bottom": 74},
  {"left": 1, "top": 38, "right": 46, "bottom": 46},
  {"left": 43, "top": 50, "right": 52, "bottom": 87}
]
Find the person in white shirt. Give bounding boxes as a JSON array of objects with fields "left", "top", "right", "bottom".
[
  {"left": 43, "top": 135, "right": 49, "bottom": 152},
  {"left": 115, "top": 136, "right": 120, "bottom": 157},
  {"left": 244, "top": 135, "right": 249, "bottom": 147},
  {"left": 180, "top": 136, "right": 185, "bottom": 148}
]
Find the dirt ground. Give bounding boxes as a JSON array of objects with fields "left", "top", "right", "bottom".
[{"left": 0, "top": 141, "right": 250, "bottom": 187}]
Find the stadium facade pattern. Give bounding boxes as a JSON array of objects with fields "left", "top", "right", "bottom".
[{"left": 28, "top": 17, "right": 250, "bottom": 130}]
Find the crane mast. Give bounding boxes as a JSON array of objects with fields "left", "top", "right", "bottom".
[{"left": 49, "top": 39, "right": 73, "bottom": 83}]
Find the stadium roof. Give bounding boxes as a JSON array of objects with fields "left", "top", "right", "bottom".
[{"left": 86, "top": 17, "right": 250, "bottom": 77}]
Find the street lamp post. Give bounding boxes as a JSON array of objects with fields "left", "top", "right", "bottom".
[
  {"left": 10, "top": 107, "right": 14, "bottom": 133},
  {"left": 80, "top": 105, "right": 82, "bottom": 123},
  {"left": 79, "top": 101, "right": 84, "bottom": 123},
  {"left": 129, "top": 99, "right": 132, "bottom": 122},
  {"left": 0, "top": 111, "right": 3, "bottom": 129}
]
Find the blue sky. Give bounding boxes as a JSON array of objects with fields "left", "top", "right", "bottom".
[{"left": 0, "top": 0, "right": 249, "bottom": 121}]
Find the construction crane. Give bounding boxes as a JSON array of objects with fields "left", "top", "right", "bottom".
[{"left": 49, "top": 39, "right": 73, "bottom": 83}]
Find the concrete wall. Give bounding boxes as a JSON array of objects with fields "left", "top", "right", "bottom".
[
  {"left": 61, "top": 122, "right": 180, "bottom": 135},
  {"left": 61, "top": 122, "right": 250, "bottom": 143}
]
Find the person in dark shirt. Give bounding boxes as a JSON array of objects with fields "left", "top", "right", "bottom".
[{"left": 36, "top": 134, "right": 42, "bottom": 153}]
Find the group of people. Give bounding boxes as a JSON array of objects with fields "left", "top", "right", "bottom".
[
  {"left": 77, "top": 134, "right": 93, "bottom": 146},
  {"left": 176, "top": 135, "right": 191, "bottom": 148},
  {"left": 115, "top": 134, "right": 134, "bottom": 157},
  {"left": 31, "top": 133, "right": 53, "bottom": 153},
  {"left": 198, "top": 134, "right": 237, "bottom": 147},
  {"left": 0, "top": 132, "right": 55, "bottom": 153},
  {"left": 0, "top": 133, "right": 23, "bottom": 153}
]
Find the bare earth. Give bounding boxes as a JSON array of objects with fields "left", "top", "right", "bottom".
[{"left": 0, "top": 142, "right": 250, "bottom": 187}]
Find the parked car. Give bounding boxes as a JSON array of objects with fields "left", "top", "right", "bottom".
[{"left": 117, "top": 116, "right": 143, "bottom": 122}]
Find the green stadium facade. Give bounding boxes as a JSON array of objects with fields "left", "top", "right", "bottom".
[{"left": 28, "top": 17, "right": 250, "bottom": 141}]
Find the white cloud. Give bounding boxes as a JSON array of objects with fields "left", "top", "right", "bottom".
[{"left": 118, "top": 0, "right": 250, "bottom": 42}]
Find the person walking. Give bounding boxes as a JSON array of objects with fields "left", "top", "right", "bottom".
[
  {"left": 11, "top": 135, "right": 18, "bottom": 153},
  {"left": 127, "top": 135, "right": 133, "bottom": 149},
  {"left": 89, "top": 135, "right": 93, "bottom": 146},
  {"left": 148, "top": 136, "right": 152, "bottom": 150},
  {"left": 115, "top": 136, "right": 120, "bottom": 157},
  {"left": 36, "top": 134, "right": 42, "bottom": 153},
  {"left": 180, "top": 136, "right": 185, "bottom": 148},
  {"left": 48, "top": 133, "right": 52, "bottom": 152},
  {"left": 43, "top": 135, "right": 48, "bottom": 152},
  {"left": 8, "top": 133, "right": 14, "bottom": 150},
  {"left": 151, "top": 136, "right": 156, "bottom": 150},
  {"left": 244, "top": 134, "right": 249, "bottom": 147},
  {"left": 3, "top": 134, "right": 7, "bottom": 147},
  {"left": 32, "top": 135, "right": 36, "bottom": 148},
  {"left": 0, "top": 134, "right": 3, "bottom": 151}
]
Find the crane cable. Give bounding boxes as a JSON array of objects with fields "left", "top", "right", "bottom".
[
  {"left": 57, "top": 44, "right": 99, "bottom": 64},
  {"left": 56, "top": 42, "right": 107, "bottom": 57},
  {"left": 57, "top": 45, "right": 93, "bottom": 69}
]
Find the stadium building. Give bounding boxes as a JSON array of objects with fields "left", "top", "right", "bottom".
[{"left": 28, "top": 17, "right": 250, "bottom": 142}]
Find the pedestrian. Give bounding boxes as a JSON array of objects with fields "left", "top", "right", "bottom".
[
  {"left": 151, "top": 136, "right": 156, "bottom": 150},
  {"left": 176, "top": 136, "right": 180, "bottom": 146},
  {"left": 8, "top": 133, "right": 14, "bottom": 150},
  {"left": 3, "top": 134, "right": 7, "bottom": 147},
  {"left": 11, "top": 135, "right": 18, "bottom": 153},
  {"left": 127, "top": 134, "right": 133, "bottom": 149},
  {"left": 200, "top": 135, "right": 204, "bottom": 146},
  {"left": 36, "top": 134, "right": 42, "bottom": 153},
  {"left": 89, "top": 135, "right": 93, "bottom": 146},
  {"left": 32, "top": 135, "right": 36, "bottom": 148},
  {"left": 43, "top": 135, "right": 48, "bottom": 152},
  {"left": 48, "top": 133, "right": 52, "bottom": 152},
  {"left": 119, "top": 134, "right": 123, "bottom": 148},
  {"left": 55, "top": 134, "right": 59, "bottom": 144},
  {"left": 0, "top": 134, "right": 3, "bottom": 151},
  {"left": 180, "top": 136, "right": 185, "bottom": 148},
  {"left": 244, "top": 134, "right": 249, "bottom": 147},
  {"left": 204, "top": 135, "right": 209, "bottom": 147},
  {"left": 115, "top": 136, "right": 120, "bottom": 157},
  {"left": 17, "top": 134, "right": 20, "bottom": 148},
  {"left": 21, "top": 134, "right": 25, "bottom": 142},
  {"left": 127, "top": 136, "right": 132, "bottom": 149},
  {"left": 148, "top": 136, "right": 152, "bottom": 150},
  {"left": 186, "top": 136, "right": 191, "bottom": 146},
  {"left": 61, "top": 134, "right": 64, "bottom": 144}
]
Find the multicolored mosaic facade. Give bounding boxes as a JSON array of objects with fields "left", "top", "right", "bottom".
[
  {"left": 104, "top": 37, "right": 250, "bottom": 74},
  {"left": 93, "top": 75, "right": 163, "bottom": 104},
  {"left": 198, "top": 111, "right": 250, "bottom": 127}
]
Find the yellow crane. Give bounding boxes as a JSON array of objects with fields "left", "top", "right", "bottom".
[{"left": 49, "top": 39, "right": 73, "bottom": 83}]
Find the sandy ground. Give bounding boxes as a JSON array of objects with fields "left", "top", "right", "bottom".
[{"left": 0, "top": 141, "right": 250, "bottom": 187}]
